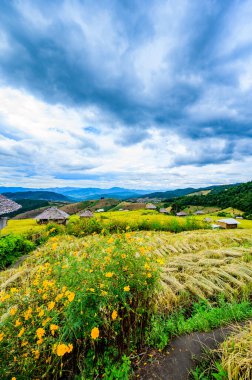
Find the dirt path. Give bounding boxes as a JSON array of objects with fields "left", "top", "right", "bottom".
[{"left": 135, "top": 323, "right": 246, "bottom": 380}]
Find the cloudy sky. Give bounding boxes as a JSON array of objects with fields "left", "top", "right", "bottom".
[{"left": 0, "top": 0, "right": 251, "bottom": 190}]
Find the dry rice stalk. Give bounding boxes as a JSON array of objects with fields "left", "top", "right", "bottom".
[{"left": 220, "top": 322, "right": 252, "bottom": 380}]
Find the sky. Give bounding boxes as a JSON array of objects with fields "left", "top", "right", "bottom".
[{"left": 0, "top": 0, "right": 251, "bottom": 190}]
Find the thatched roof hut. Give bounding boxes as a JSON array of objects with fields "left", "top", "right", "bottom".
[
  {"left": 0, "top": 194, "right": 22, "bottom": 216},
  {"left": 35, "top": 207, "right": 69, "bottom": 224},
  {"left": 146, "top": 203, "right": 157, "bottom": 210},
  {"left": 0, "top": 195, "right": 22, "bottom": 230},
  {"left": 216, "top": 218, "right": 240, "bottom": 229},
  {"left": 79, "top": 210, "right": 93, "bottom": 218},
  {"left": 176, "top": 211, "right": 187, "bottom": 217},
  {"left": 159, "top": 208, "right": 169, "bottom": 214},
  {"left": 194, "top": 210, "right": 204, "bottom": 215}
]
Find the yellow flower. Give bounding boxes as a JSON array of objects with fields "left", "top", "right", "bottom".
[
  {"left": 42, "top": 317, "right": 51, "bottom": 326},
  {"left": 15, "top": 319, "right": 22, "bottom": 327},
  {"left": 124, "top": 285, "right": 130, "bottom": 292},
  {"left": 18, "top": 327, "right": 25, "bottom": 338},
  {"left": 0, "top": 332, "right": 4, "bottom": 342},
  {"left": 38, "top": 309, "right": 45, "bottom": 317},
  {"left": 67, "top": 292, "right": 75, "bottom": 302},
  {"left": 11, "top": 377, "right": 16, "bottom": 380},
  {"left": 105, "top": 272, "right": 113, "bottom": 278},
  {"left": 24, "top": 307, "right": 32, "bottom": 320},
  {"left": 111, "top": 310, "right": 118, "bottom": 320},
  {"left": 121, "top": 254, "right": 126, "bottom": 259},
  {"left": 56, "top": 343, "right": 69, "bottom": 357},
  {"left": 67, "top": 343, "right": 73, "bottom": 353},
  {"left": 91, "top": 327, "right": 99, "bottom": 340},
  {"left": 101, "top": 290, "right": 108, "bottom": 296},
  {"left": 126, "top": 225, "right": 130, "bottom": 230},
  {"left": 47, "top": 301, "right": 55, "bottom": 311},
  {"left": 108, "top": 237, "right": 114, "bottom": 244},
  {"left": 50, "top": 324, "right": 59, "bottom": 336},
  {"left": 33, "top": 349, "right": 40, "bottom": 359},
  {"left": 52, "top": 243, "right": 58, "bottom": 250},
  {"left": 9, "top": 306, "right": 17, "bottom": 316},
  {"left": 37, "top": 339, "right": 43, "bottom": 345},
  {"left": 36, "top": 328, "right": 45, "bottom": 339},
  {"left": 55, "top": 293, "right": 63, "bottom": 302},
  {"left": 147, "top": 273, "right": 152, "bottom": 278},
  {"left": 144, "top": 263, "right": 150, "bottom": 270}
]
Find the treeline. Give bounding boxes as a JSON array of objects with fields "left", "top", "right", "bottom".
[{"left": 168, "top": 182, "right": 252, "bottom": 214}]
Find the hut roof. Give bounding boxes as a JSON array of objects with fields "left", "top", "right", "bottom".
[
  {"left": 146, "top": 203, "right": 156, "bottom": 209},
  {"left": 0, "top": 195, "right": 22, "bottom": 216},
  {"left": 159, "top": 208, "right": 168, "bottom": 213},
  {"left": 176, "top": 211, "right": 187, "bottom": 216},
  {"left": 217, "top": 218, "right": 240, "bottom": 225},
  {"left": 35, "top": 207, "right": 69, "bottom": 220},
  {"left": 79, "top": 210, "right": 93, "bottom": 217},
  {"left": 194, "top": 210, "right": 204, "bottom": 215}
]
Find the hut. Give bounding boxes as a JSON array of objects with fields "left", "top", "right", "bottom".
[
  {"left": 176, "top": 211, "right": 187, "bottom": 217},
  {"left": 159, "top": 208, "right": 169, "bottom": 214},
  {"left": 96, "top": 208, "right": 105, "bottom": 213},
  {"left": 194, "top": 210, "right": 204, "bottom": 215},
  {"left": 35, "top": 207, "right": 69, "bottom": 225},
  {"left": 216, "top": 218, "right": 240, "bottom": 229},
  {"left": 0, "top": 195, "right": 22, "bottom": 230},
  {"left": 79, "top": 210, "right": 93, "bottom": 218},
  {"left": 146, "top": 203, "right": 157, "bottom": 210}
]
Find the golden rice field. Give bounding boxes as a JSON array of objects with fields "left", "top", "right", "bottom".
[
  {"left": 2, "top": 209, "right": 252, "bottom": 237},
  {"left": 1, "top": 218, "right": 45, "bottom": 235}
]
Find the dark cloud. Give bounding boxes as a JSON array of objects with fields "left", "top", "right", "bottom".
[{"left": 0, "top": 0, "right": 251, "bottom": 174}]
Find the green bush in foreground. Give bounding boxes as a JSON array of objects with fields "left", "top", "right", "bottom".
[{"left": 0, "top": 233, "right": 159, "bottom": 379}]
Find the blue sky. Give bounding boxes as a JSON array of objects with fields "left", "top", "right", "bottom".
[{"left": 0, "top": 0, "right": 251, "bottom": 189}]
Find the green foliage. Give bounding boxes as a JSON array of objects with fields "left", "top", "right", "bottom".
[
  {"left": 169, "top": 182, "right": 252, "bottom": 214},
  {"left": 0, "top": 234, "right": 35, "bottom": 269},
  {"left": 66, "top": 215, "right": 204, "bottom": 236},
  {"left": 147, "top": 299, "right": 252, "bottom": 350},
  {"left": 191, "top": 362, "right": 228, "bottom": 380}
]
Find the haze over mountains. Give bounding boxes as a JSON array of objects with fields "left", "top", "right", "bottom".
[
  {"left": 0, "top": 187, "right": 151, "bottom": 201},
  {"left": 0, "top": 183, "right": 242, "bottom": 202}
]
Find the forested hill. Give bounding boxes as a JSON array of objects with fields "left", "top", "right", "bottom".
[{"left": 169, "top": 181, "right": 252, "bottom": 214}]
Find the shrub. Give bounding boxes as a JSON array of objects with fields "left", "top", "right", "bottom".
[
  {"left": 0, "top": 234, "right": 35, "bottom": 269},
  {"left": 0, "top": 233, "right": 160, "bottom": 379}
]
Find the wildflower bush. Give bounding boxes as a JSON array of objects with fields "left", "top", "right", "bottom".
[
  {"left": 66, "top": 214, "right": 205, "bottom": 237},
  {"left": 0, "top": 232, "right": 160, "bottom": 379}
]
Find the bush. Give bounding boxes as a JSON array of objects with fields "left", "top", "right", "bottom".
[
  {"left": 0, "top": 234, "right": 35, "bottom": 269},
  {"left": 0, "top": 233, "right": 160, "bottom": 379}
]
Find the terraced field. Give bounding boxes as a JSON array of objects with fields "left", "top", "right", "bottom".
[{"left": 0, "top": 228, "right": 251, "bottom": 379}]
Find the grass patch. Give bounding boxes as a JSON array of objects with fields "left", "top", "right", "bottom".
[{"left": 147, "top": 299, "right": 252, "bottom": 349}]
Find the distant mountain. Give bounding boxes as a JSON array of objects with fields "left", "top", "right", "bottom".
[
  {"left": 144, "top": 183, "right": 240, "bottom": 199},
  {"left": 0, "top": 187, "right": 151, "bottom": 200},
  {"left": 3, "top": 191, "right": 71, "bottom": 202},
  {"left": 57, "top": 187, "right": 149, "bottom": 200}
]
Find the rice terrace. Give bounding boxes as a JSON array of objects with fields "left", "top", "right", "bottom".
[{"left": 1, "top": 1, "right": 252, "bottom": 379}]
